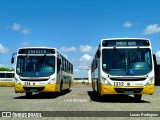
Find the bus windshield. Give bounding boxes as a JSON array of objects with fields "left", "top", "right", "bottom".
[
  {"left": 102, "top": 48, "right": 152, "bottom": 76},
  {"left": 16, "top": 56, "right": 55, "bottom": 77}
]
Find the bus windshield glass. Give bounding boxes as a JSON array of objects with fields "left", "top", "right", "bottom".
[
  {"left": 16, "top": 56, "right": 55, "bottom": 77},
  {"left": 102, "top": 48, "right": 152, "bottom": 76}
]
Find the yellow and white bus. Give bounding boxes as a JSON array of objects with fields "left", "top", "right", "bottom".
[
  {"left": 0, "top": 71, "right": 14, "bottom": 86},
  {"left": 11, "top": 47, "right": 73, "bottom": 97},
  {"left": 91, "top": 38, "right": 155, "bottom": 101}
]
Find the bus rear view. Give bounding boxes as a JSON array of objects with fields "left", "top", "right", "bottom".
[{"left": 91, "top": 38, "right": 154, "bottom": 101}]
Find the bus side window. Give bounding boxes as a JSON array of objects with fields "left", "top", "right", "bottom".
[
  {"left": 57, "top": 58, "right": 61, "bottom": 72},
  {"left": 0, "top": 73, "right": 5, "bottom": 78},
  {"left": 61, "top": 58, "right": 64, "bottom": 71}
]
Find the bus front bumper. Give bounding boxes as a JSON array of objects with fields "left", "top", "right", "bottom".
[
  {"left": 99, "top": 84, "right": 154, "bottom": 96},
  {"left": 14, "top": 83, "right": 60, "bottom": 93}
]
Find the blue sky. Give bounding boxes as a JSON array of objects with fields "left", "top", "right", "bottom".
[{"left": 1, "top": 0, "right": 160, "bottom": 77}]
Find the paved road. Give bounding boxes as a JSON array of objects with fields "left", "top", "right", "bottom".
[{"left": 0, "top": 85, "right": 160, "bottom": 120}]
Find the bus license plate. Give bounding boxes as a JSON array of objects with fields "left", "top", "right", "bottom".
[
  {"left": 124, "top": 91, "right": 133, "bottom": 95},
  {"left": 30, "top": 89, "right": 38, "bottom": 92}
]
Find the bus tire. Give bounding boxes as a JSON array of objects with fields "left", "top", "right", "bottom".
[
  {"left": 26, "top": 92, "right": 32, "bottom": 98},
  {"left": 66, "top": 81, "right": 71, "bottom": 93},
  {"left": 69, "top": 81, "right": 71, "bottom": 88},
  {"left": 55, "top": 92, "right": 60, "bottom": 97},
  {"left": 134, "top": 94, "right": 142, "bottom": 102}
]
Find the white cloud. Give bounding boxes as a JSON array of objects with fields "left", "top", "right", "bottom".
[
  {"left": 79, "top": 45, "right": 92, "bottom": 52},
  {"left": 12, "top": 23, "right": 21, "bottom": 31},
  {"left": 0, "top": 44, "right": 9, "bottom": 54},
  {"left": 155, "top": 50, "right": 160, "bottom": 59},
  {"left": 155, "top": 50, "right": 160, "bottom": 64},
  {"left": 0, "top": 64, "right": 6, "bottom": 67},
  {"left": 63, "top": 54, "right": 68, "bottom": 59},
  {"left": 60, "top": 46, "right": 77, "bottom": 52},
  {"left": 74, "top": 69, "right": 79, "bottom": 72},
  {"left": 73, "top": 54, "right": 92, "bottom": 77},
  {"left": 77, "top": 65, "right": 89, "bottom": 69},
  {"left": 22, "top": 29, "right": 29, "bottom": 35},
  {"left": 74, "top": 65, "right": 89, "bottom": 77},
  {"left": 7, "top": 23, "right": 30, "bottom": 35},
  {"left": 144, "top": 24, "right": 160, "bottom": 35},
  {"left": 22, "top": 42, "right": 29, "bottom": 46},
  {"left": 123, "top": 22, "right": 133, "bottom": 28},
  {"left": 80, "top": 54, "right": 92, "bottom": 62},
  {"left": 79, "top": 45, "right": 97, "bottom": 54}
]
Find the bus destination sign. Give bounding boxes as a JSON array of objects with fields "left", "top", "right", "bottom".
[
  {"left": 116, "top": 41, "right": 136, "bottom": 46},
  {"left": 18, "top": 49, "right": 55, "bottom": 54},
  {"left": 102, "top": 40, "right": 150, "bottom": 47},
  {"left": 28, "top": 49, "right": 47, "bottom": 54}
]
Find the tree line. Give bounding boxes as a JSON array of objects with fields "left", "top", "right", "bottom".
[{"left": 0, "top": 67, "right": 13, "bottom": 71}]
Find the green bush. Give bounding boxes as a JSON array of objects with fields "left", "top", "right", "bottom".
[{"left": 0, "top": 67, "right": 13, "bottom": 71}]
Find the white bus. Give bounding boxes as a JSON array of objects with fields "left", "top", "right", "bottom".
[
  {"left": 0, "top": 71, "right": 14, "bottom": 86},
  {"left": 11, "top": 47, "right": 73, "bottom": 97},
  {"left": 91, "top": 38, "right": 155, "bottom": 101}
]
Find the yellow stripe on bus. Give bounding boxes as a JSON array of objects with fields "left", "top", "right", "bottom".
[
  {"left": 0, "top": 82, "right": 15, "bottom": 86},
  {"left": 14, "top": 83, "right": 61, "bottom": 92},
  {"left": 99, "top": 83, "right": 154, "bottom": 96}
]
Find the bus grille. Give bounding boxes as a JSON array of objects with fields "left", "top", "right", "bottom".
[
  {"left": 23, "top": 87, "right": 45, "bottom": 91},
  {"left": 114, "top": 88, "right": 143, "bottom": 93},
  {"left": 110, "top": 77, "right": 146, "bottom": 81}
]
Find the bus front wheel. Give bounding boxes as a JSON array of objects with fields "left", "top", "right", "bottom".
[{"left": 26, "top": 92, "right": 32, "bottom": 97}]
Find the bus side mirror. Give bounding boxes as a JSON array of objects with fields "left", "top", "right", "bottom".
[
  {"left": 11, "top": 57, "right": 14, "bottom": 64},
  {"left": 11, "top": 52, "right": 17, "bottom": 64},
  {"left": 96, "top": 50, "right": 100, "bottom": 58}
]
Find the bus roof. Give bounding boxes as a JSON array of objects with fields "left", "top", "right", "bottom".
[
  {"left": 101, "top": 38, "right": 150, "bottom": 41},
  {"left": 18, "top": 47, "right": 57, "bottom": 50},
  {"left": 100, "top": 38, "right": 151, "bottom": 47}
]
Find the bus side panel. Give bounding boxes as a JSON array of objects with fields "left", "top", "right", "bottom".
[
  {"left": 60, "top": 74, "right": 72, "bottom": 90},
  {"left": 43, "top": 83, "right": 60, "bottom": 92},
  {"left": 91, "top": 70, "right": 96, "bottom": 91},
  {"left": 98, "top": 55, "right": 102, "bottom": 94}
]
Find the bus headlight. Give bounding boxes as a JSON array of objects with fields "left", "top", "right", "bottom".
[
  {"left": 146, "top": 77, "right": 154, "bottom": 86},
  {"left": 15, "top": 78, "right": 21, "bottom": 85},
  {"left": 48, "top": 78, "right": 55, "bottom": 85},
  {"left": 102, "top": 77, "right": 111, "bottom": 86}
]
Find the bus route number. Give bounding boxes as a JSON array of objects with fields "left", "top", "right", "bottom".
[
  {"left": 25, "top": 82, "right": 30, "bottom": 85},
  {"left": 114, "top": 82, "right": 124, "bottom": 86}
]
